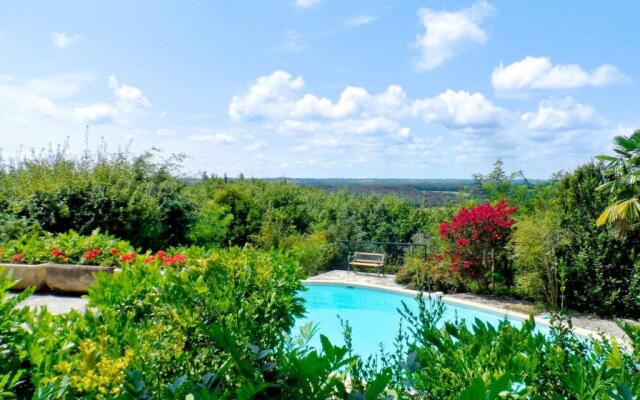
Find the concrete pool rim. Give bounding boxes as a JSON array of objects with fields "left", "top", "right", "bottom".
[{"left": 302, "top": 279, "right": 602, "bottom": 341}]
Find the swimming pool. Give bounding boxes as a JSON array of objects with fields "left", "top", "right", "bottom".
[{"left": 295, "top": 283, "right": 543, "bottom": 357}]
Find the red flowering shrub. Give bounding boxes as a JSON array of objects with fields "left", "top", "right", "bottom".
[
  {"left": 11, "top": 253, "right": 23, "bottom": 263},
  {"left": 51, "top": 249, "right": 63, "bottom": 257},
  {"left": 440, "top": 199, "right": 516, "bottom": 289}
]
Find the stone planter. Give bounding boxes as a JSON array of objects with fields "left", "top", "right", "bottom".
[
  {"left": 43, "top": 263, "right": 115, "bottom": 293},
  {"left": 0, "top": 263, "right": 47, "bottom": 290}
]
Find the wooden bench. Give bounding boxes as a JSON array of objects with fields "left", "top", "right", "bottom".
[{"left": 348, "top": 252, "right": 386, "bottom": 276}]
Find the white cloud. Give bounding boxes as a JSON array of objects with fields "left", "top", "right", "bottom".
[
  {"left": 346, "top": 14, "right": 378, "bottom": 27},
  {"left": 74, "top": 103, "right": 119, "bottom": 124},
  {"left": 229, "top": 70, "right": 304, "bottom": 120},
  {"left": 492, "top": 56, "right": 629, "bottom": 95},
  {"left": 108, "top": 75, "right": 150, "bottom": 108},
  {"left": 230, "top": 70, "right": 502, "bottom": 135},
  {"left": 295, "top": 0, "right": 321, "bottom": 8},
  {"left": 414, "top": 1, "right": 494, "bottom": 71},
  {"left": 189, "top": 133, "right": 235, "bottom": 144},
  {"left": 0, "top": 73, "right": 93, "bottom": 122},
  {"left": 52, "top": 32, "right": 80, "bottom": 48},
  {"left": 73, "top": 76, "right": 150, "bottom": 124},
  {"left": 22, "top": 94, "right": 60, "bottom": 118},
  {"left": 411, "top": 89, "right": 503, "bottom": 128},
  {"left": 521, "top": 97, "right": 597, "bottom": 131},
  {"left": 230, "top": 71, "right": 408, "bottom": 122},
  {"left": 25, "top": 74, "right": 93, "bottom": 99}
]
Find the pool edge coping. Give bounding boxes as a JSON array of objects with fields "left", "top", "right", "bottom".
[{"left": 303, "top": 278, "right": 605, "bottom": 341}]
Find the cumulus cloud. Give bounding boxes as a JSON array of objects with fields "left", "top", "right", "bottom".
[
  {"left": 74, "top": 76, "right": 150, "bottom": 124},
  {"left": 230, "top": 70, "right": 504, "bottom": 138},
  {"left": 0, "top": 73, "right": 93, "bottom": 122},
  {"left": 414, "top": 1, "right": 494, "bottom": 71},
  {"left": 521, "top": 97, "right": 598, "bottom": 131},
  {"left": 74, "top": 103, "right": 119, "bottom": 124},
  {"left": 52, "top": 32, "right": 80, "bottom": 48},
  {"left": 492, "top": 56, "right": 629, "bottom": 95},
  {"left": 411, "top": 89, "right": 503, "bottom": 129},
  {"left": 229, "top": 70, "right": 305, "bottom": 120},
  {"left": 109, "top": 75, "right": 151, "bottom": 108},
  {"left": 229, "top": 71, "right": 408, "bottom": 121}
]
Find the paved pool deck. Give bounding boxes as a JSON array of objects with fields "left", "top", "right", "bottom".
[{"left": 9, "top": 292, "right": 88, "bottom": 314}]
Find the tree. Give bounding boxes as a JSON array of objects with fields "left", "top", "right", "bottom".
[{"left": 595, "top": 129, "right": 640, "bottom": 238}]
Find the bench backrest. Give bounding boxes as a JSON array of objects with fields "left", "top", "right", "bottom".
[{"left": 352, "top": 252, "right": 385, "bottom": 263}]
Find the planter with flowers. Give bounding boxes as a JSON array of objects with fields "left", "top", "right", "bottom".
[
  {"left": 0, "top": 231, "right": 130, "bottom": 293},
  {"left": 0, "top": 231, "right": 189, "bottom": 293},
  {"left": 0, "top": 252, "right": 47, "bottom": 290}
]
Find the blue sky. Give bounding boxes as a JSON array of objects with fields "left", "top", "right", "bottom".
[{"left": 0, "top": 1, "right": 638, "bottom": 178}]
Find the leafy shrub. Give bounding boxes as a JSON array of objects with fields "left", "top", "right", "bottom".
[
  {"left": 281, "top": 231, "right": 333, "bottom": 277},
  {"left": 555, "top": 163, "right": 640, "bottom": 317},
  {"left": 510, "top": 209, "right": 567, "bottom": 307},
  {"left": 395, "top": 254, "right": 461, "bottom": 292},
  {"left": 187, "top": 200, "right": 233, "bottom": 247},
  {"left": 439, "top": 199, "right": 517, "bottom": 289},
  {"left": 371, "top": 298, "right": 640, "bottom": 398},
  {"left": 0, "top": 272, "right": 35, "bottom": 397},
  {"left": 0, "top": 148, "right": 195, "bottom": 249}
]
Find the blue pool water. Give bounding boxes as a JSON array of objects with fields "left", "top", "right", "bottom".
[{"left": 295, "top": 283, "right": 541, "bottom": 357}]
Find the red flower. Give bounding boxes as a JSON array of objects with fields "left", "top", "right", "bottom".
[
  {"left": 110, "top": 248, "right": 120, "bottom": 256},
  {"left": 120, "top": 252, "right": 136, "bottom": 263},
  {"left": 51, "top": 249, "right": 63, "bottom": 256},
  {"left": 143, "top": 256, "right": 156, "bottom": 264},
  {"left": 85, "top": 249, "right": 101, "bottom": 262},
  {"left": 161, "top": 254, "right": 187, "bottom": 266},
  {"left": 156, "top": 250, "right": 166, "bottom": 258},
  {"left": 456, "top": 239, "right": 470, "bottom": 246},
  {"left": 11, "top": 253, "right": 23, "bottom": 262}
]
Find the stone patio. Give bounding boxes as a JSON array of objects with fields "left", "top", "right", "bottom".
[{"left": 9, "top": 292, "right": 88, "bottom": 314}]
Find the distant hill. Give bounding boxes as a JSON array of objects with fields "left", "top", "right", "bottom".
[{"left": 282, "top": 178, "right": 479, "bottom": 206}]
